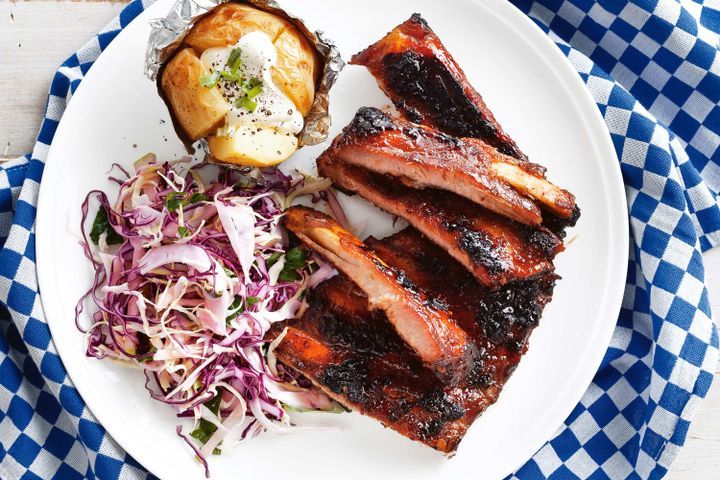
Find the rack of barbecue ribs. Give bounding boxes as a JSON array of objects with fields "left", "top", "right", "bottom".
[
  {"left": 283, "top": 207, "right": 477, "bottom": 385},
  {"left": 319, "top": 108, "right": 575, "bottom": 225},
  {"left": 274, "top": 14, "right": 581, "bottom": 454},
  {"left": 317, "top": 158, "right": 561, "bottom": 289},
  {"left": 274, "top": 227, "right": 557, "bottom": 454},
  {"left": 352, "top": 14, "right": 580, "bottom": 235}
]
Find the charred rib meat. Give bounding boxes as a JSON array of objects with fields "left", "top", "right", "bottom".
[
  {"left": 317, "top": 159, "right": 562, "bottom": 289},
  {"left": 274, "top": 229, "right": 556, "bottom": 453},
  {"left": 322, "top": 107, "right": 576, "bottom": 223},
  {"left": 351, "top": 14, "right": 581, "bottom": 232},
  {"left": 272, "top": 13, "right": 580, "bottom": 455},
  {"left": 282, "top": 206, "right": 476, "bottom": 384},
  {"left": 351, "top": 14, "right": 524, "bottom": 159}
]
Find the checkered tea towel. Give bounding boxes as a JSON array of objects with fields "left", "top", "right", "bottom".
[{"left": 1, "top": 0, "right": 719, "bottom": 478}]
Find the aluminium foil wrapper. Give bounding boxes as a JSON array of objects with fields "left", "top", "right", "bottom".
[{"left": 145, "top": 0, "right": 345, "bottom": 150}]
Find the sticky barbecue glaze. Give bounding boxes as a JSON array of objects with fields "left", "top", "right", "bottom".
[
  {"left": 317, "top": 158, "right": 562, "bottom": 289},
  {"left": 325, "top": 107, "right": 562, "bottom": 225},
  {"left": 351, "top": 14, "right": 523, "bottom": 159},
  {"left": 351, "top": 14, "right": 581, "bottom": 234},
  {"left": 282, "top": 207, "right": 476, "bottom": 384},
  {"left": 274, "top": 229, "right": 556, "bottom": 453}
]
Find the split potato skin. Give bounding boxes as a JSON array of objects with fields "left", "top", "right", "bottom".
[
  {"left": 160, "top": 48, "right": 230, "bottom": 141},
  {"left": 272, "top": 26, "right": 318, "bottom": 116},
  {"left": 183, "top": 3, "right": 319, "bottom": 116},
  {"left": 184, "top": 4, "right": 286, "bottom": 52}
]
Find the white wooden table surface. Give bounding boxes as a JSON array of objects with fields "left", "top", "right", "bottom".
[{"left": 1, "top": 2, "right": 718, "bottom": 479}]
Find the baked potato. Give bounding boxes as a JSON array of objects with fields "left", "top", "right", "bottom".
[{"left": 160, "top": 2, "right": 321, "bottom": 167}]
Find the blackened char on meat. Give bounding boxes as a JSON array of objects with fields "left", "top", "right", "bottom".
[
  {"left": 323, "top": 108, "right": 577, "bottom": 223},
  {"left": 351, "top": 14, "right": 581, "bottom": 235},
  {"left": 274, "top": 228, "right": 556, "bottom": 453},
  {"left": 282, "top": 207, "right": 476, "bottom": 385},
  {"left": 322, "top": 107, "right": 579, "bottom": 226},
  {"left": 317, "top": 157, "right": 562, "bottom": 289},
  {"left": 351, "top": 14, "right": 524, "bottom": 159}
]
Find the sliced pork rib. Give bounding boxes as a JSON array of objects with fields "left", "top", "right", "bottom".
[
  {"left": 274, "top": 228, "right": 557, "bottom": 453},
  {"left": 365, "top": 230, "right": 554, "bottom": 352},
  {"left": 282, "top": 206, "right": 476, "bottom": 385},
  {"left": 351, "top": 14, "right": 524, "bottom": 159},
  {"left": 323, "top": 107, "right": 576, "bottom": 223},
  {"left": 317, "top": 158, "right": 562, "bottom": 289},
  {"left": 351, "top": 14, "right": 581, "bottom": 233}
]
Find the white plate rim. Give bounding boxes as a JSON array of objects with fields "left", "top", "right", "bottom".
[{"left": 35, "top": 0, "right": 629, "bottom": 478}]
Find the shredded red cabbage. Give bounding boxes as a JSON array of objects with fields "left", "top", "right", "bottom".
[{"left": 76, "top": 155, "right": 341, "bottom": 476}]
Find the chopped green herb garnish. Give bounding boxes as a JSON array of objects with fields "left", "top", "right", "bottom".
[
  {"left": 199, "top": 72, "right": 220, "bottom": 88},
  {"left": 189, "top": 395, "right": 222, "bottom": 453},
  {"left": 226, "top": 296, "right": 243, "bottom": 323},
  {"left": 226, "top": 47, "right": 242, "bottom": 74},
  {"left": 90, "top": 206, "right": 123, "bottom": 245},
  {"left": 190, "top": 422, "right": 214, "bottom": 445},
  {"left": 226, "top": 295, "right": 260, "bottom": 324},
  {"left": 278, "top": 247, "right": 308, "bottom": 282},
  {"left": 188, "top": 192, "right": 209, "bottom": 204},
  {"left": 165, "top": 192, "right": 184, "bottom": 212},
  {"left": 284, "top": 247, "right": 308, "bottom": 265},
  {"left": 166, "top": 191, "right": 208, "bottom": 212},
  {"left": 177, "top": 226, "right": 189, "bottom": 237},
  {"left": 265, "top": 252, "right": 283, "bottom": 268},
  {"left": 246, "top": 84, "right": 262, "bottom": 100},
  {"left": 206, "top": 393, "right": 221, "bottom": 414},
  {"left": 266, "top": 248, "right": 308, "bottom": 280},
  {"left": 220, "top": 70, "right": 239, "bottom": 82},
  {"left": 235, "top": 96, "right": 257, "bottom": 112}
]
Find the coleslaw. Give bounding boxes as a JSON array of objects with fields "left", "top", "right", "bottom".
[{"left": 76, "top": 154, "right": 340, "bottom": 476}]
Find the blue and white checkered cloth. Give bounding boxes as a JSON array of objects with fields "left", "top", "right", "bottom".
[{"left": 1, "top": 0, "right": 718, "bottom": 478}]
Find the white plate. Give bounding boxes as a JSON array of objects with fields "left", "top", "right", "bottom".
[{"left": 36, "top": 0, "right": 628, "bottom": 479}]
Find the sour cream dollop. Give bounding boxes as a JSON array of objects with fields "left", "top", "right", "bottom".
[{"left": 200, "top": 31, "right": 304, "bottom": 136}]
